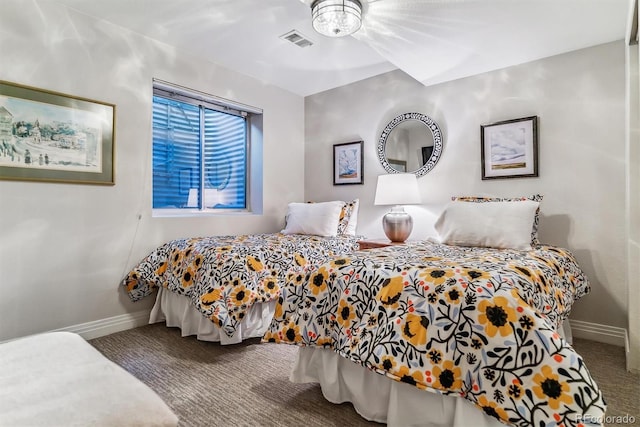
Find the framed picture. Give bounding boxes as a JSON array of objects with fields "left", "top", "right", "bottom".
[
  {"left": 387, "top": 158, "right": 407, "bottom": 172},
  {"left": 421, "top": 146, "right": 433, "bottom": 164},
  {"left": 481, "top": 116, "right": 538, "bottom": 180},
  {"left": 0, "top": 80, "right": 115, "bottom": 185},
  {"left": 333, "top": 140, "right": 363, "bottom": 185}
]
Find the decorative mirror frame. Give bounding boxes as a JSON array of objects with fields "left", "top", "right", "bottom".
[{"left": 377, "top": 112, "right": 443, "bottom": 177}]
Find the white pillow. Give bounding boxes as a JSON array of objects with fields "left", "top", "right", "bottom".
[
  {"left": 281, "top": 201, "right": 344, "bottom": 237},
  {"left": 434, "top": 200, "right": 540, "bottom": 250}
]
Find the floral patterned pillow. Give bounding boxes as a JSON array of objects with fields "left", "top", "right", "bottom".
[
  {"left": 337, "top": 199, "right": 359, "bottom": 235},
  {"left": 450, "top": 195, "right": 543, "bottom": 245}
]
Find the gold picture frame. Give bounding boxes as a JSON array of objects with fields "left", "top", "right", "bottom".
[{"left": 0, "top": 80, "right": 115, "bottom": 185}]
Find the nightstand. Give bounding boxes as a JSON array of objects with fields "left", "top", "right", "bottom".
[{"left": 357, "top": 239, "right": 406, "bottom": 250}]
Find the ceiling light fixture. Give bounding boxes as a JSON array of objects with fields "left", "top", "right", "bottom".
[{"left": 311, "top": 0, "right": 362, "bottom": 38}]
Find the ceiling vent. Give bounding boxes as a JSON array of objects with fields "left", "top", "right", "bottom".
[{"left": 280, "top": 30, "right": 314, "bottom": 48}]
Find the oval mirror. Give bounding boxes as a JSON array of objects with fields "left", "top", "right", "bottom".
[{"left": 377, "top": 112, "right": 443, "bottom": 177}]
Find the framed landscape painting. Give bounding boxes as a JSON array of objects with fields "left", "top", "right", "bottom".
[
  {"left": 0, "top": 80, "right": 115, "bottom": 185},
  {"left": 481, "top": 116, "right": 538, "bottom": 180},
  {"left": 333, "top": 140, "right": 363, "bottom": 185}
]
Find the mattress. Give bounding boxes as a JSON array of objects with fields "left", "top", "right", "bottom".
[
  {"left": 123, "top": 233, "right": 362, "bottom": 339},
  {"left": 265, "top": 241, "right": 604, "bottom": 426}
]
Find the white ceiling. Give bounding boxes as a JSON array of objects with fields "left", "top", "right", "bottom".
[{"left": 50, "top": 0, "right": 631, "bottom": 97}]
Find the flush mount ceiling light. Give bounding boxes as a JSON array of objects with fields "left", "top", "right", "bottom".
[{"left": 311, "top": 0, "right": 363, "bottom": 38}]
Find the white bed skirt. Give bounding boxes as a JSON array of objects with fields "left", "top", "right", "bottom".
[
  {"left": 291, "top": 346, "right": 505, "bottom": 427},
  {"left": 290, "top": 321, "right": 573, "bottom": 427},
  {"left": 149, "top": 287, "right": 276, "bottom": 345}
]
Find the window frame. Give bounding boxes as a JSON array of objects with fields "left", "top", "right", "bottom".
[{"left": 151, "top": 79, "right": 262, "bottom": 217}]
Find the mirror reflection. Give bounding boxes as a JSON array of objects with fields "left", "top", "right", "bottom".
[
  {"left": 377, "top": 112, "right": 443, "bottom": 177},
  {"left": 385, "top": 119, "right": 434, "bottom": 173}
]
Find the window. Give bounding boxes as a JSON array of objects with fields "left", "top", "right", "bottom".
[{"left": 152, "top": 80, "right": 262, "bottom": 214}]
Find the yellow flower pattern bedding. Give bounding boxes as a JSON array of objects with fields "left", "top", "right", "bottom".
[
  {"left": 122, "top": 233, "right": 361, "bottom": 337},
  {"left": 264, "top": 241, "right": 606, "bottom": 427}
]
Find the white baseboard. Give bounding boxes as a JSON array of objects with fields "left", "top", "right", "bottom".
[
  {"left": 53, "top": 310, "right": 151, "bottom": 341},
  {"left": 58, "top": 314, "right": 628, "bottom": 347},
  {"left": 13, "top": 313, "right": 631, "bottom": 357},
  {"left": 570, "top": 319, "right": 628, "bottom": 348},
  {"left": 44, "top": 315, "right": 632, "bottom": 348}
]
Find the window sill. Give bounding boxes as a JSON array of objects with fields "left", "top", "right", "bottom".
[{"left": 152, "top": 209, "right": 254, "bottom": 218}]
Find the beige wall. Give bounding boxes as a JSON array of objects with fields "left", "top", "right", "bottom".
[
  {"left": 0, "top": 1, "right": 632, "bottom": 354},
  {"left": 305, "top": 42, "right": 628, "bottom": 331},
  {"left": 0, "top": 0, "right": 304, "bottom": 341}
]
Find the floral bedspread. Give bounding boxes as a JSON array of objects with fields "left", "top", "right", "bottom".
[
  {"left": 122, "top": 233, "right": 361, "bottom": 337},
  {"left": 264, "top": 241, "right": 606, "bottom": 427}
]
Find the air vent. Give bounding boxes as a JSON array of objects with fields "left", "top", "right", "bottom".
[{"left": 280, "top": 30, "right": 314, "bottom": 48}]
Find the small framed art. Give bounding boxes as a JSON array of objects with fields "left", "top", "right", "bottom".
[
  {"left": 481, "top": 116, "right": 538, "bottom": 180},
  {"left": 387, "top": 158, "right": 407, "bottom": 172},
  {"left": 333, "top": 140, "right": 363, "bottom": 185},
  {"left": 0, "top": 80, "right": 115, "bottom": 185}
]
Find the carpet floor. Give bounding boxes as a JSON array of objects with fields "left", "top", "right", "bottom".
[{"left": 89, "top": 323, "right": 639, "bottom": 427}]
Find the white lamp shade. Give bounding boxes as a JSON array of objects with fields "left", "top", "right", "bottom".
[{"left": 374, "top": 173, "right": 421, "bottom": 206}]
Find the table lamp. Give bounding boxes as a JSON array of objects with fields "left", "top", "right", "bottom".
[{"left": 374, "top": 173, "right": 421, "bottom": 242}]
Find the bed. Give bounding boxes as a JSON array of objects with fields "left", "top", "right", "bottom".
[
  {"left": 263, "top": 197, "right": 607, "bottom": 427},
  {"left": 122, "top": 199, "right": 363, "bottom": 344},
  {"left": 0, "top": 332, "right": 178, "bottom": 427}
]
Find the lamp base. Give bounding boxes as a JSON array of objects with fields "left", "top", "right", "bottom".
[{"left": 382, "top": 206, "right": 413, "bottom": 242}]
